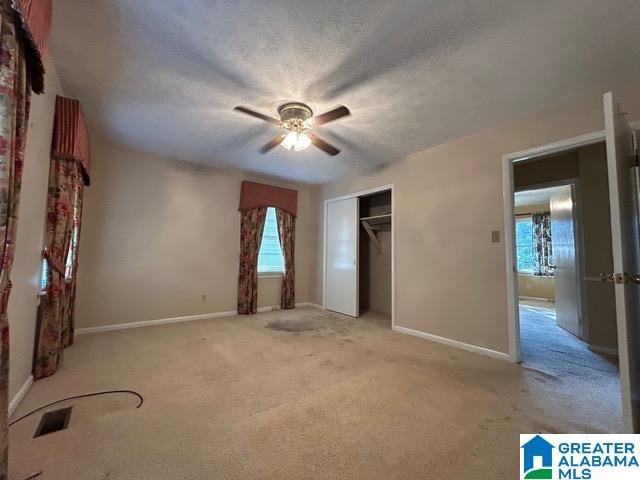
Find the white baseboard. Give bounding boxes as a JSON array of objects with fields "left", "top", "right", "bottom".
[
  {"left": 588, "top": 344, "right": 619, "bottom": 357},
  {"left": 76, "top": 302, "right": 323, "bottom": 335},
  {"left": 296, "top": 302, "right": 323, "bottom": 309},
  {"left": 392, "top": 325, "right": 510, "bottom": 361},
  {"left": 76, "top": 310, "right": 238, "bottom": 335},
  {"left": 8, "top": 375, "right": 33, "bottom": 417},
  {"left": 257, "top": 306, "right": 279, "bottom": 313}
]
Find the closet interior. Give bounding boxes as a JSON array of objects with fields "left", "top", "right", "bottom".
[{"left": 359, "top": 189, "right": 392, "bottom": 322}]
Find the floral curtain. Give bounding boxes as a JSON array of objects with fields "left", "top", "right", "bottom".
[
  {"left": 0, "top": 2, "right": 32, "bottom": 476},
  {"left": 275, "top": 208, "right": 295, "bottom": 309},
  {"left": 63, "top": 194, "right": 83, "bottom": 347},
  {"left": 33, "top": 158, "right": 84, "bottom": 379},
  {"left": 532, "top": 211, "right": 554, "bottom": 277},
  {"left": 238, "top": 207, "right": 267, "bottom": 314}
]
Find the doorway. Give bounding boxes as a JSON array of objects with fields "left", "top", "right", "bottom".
[
  {"left": 509, "top": 143, "right": 622, "bottom": 430},
  {"left": 502, "top": 91, "right": 640, "bottom": 433},
  {"left": 513, "top": 174, "right": 619, "bottom": 391}
]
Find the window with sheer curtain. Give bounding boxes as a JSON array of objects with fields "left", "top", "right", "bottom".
[
  {"left": 257, "top": 207, "right": 285, "bottom": 274},
  {"left": 516, "top": 215, "right": 535, "bottom": 273}
]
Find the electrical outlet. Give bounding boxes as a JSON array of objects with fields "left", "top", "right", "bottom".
[
  {"left": 491, "top": 230, "right": 501, "bottom": 243},
  {"left": 201, "top": 294, "right": 207, "bottom": 302}
]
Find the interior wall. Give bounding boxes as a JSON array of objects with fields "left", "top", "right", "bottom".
[
  {"left": 514, "top": 151, "right": 579, "bottom": 188},
  {"left": 76, "top": 139, "right": 318, "bottom": 328},
  {"left": 313, "top": 94, "right": 640, "bottom": 354},
  {"left": 518, "top": 275, "right": 554, "bottom": 302},
  {"left": 7, "top": 56, "right": 63, "bottom": 399},
  {"left": 515, "top": 203, "right": 555, "bottom": 301},
  {"left": 360, "top": 230, "right": 391, "bottom": 315}
]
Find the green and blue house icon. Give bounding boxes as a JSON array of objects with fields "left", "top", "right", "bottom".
[{"left": 522, "top": 435, "right": 554, "bottom": 479}]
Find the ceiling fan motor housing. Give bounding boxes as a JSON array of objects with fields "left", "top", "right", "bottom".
[{"left": 278, "top": 102, "right": 313, "bottom": 123}]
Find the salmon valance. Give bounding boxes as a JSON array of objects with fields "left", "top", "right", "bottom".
[
  {"left": 239, "top": 181, "right": 297, "bottom": 217},
  {"left": 11, "top": 0, "right": 52, "bottom": 94},
  {"left": 51, "top": 96, "right": 91, "bottom": 185}
]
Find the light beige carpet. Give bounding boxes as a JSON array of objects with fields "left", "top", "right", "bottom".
[{"left": 9, "top": 308, "right": 621, "bottom": 479}]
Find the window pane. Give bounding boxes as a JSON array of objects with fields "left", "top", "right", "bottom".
[
  {"left": 258, "top": 207, "right": 285, "bottom": 273},
  {"left": 40, "top": 257, "right": 48, "bottom": 293},
  {"left": 515, "top": 217, "right": 534, "bottom": 273}
]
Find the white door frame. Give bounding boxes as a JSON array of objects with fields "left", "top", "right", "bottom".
[
  {"left": 503, "top": 130, "right": 608, "bottom": 363},
  {"left": 323, "top": 184, "right": 395, "bottom": 327}
]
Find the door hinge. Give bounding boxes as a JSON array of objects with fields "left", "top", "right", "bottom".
[{"left": 632, "top": 132, "right": 639, "bottom": 167}]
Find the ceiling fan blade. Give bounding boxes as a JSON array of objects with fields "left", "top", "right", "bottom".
[
  {"left": 234, "top": 106, "right": 282, "bottom": 125},
  {"left": 259, "top": 134, "right": 287, "bottom": 154},
  {"left": 313, "top": 105, "right": 350, "bottom": 126},
  {"left": 310, "top": 135, "right": 340, "bottom": 156}
]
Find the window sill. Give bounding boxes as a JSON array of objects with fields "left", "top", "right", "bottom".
[
  {"left": 258, "top": 273, "right": 284, "bottom": 279},
  {"left": 518, "top": 272, "right": 554, "bottom": 278}
]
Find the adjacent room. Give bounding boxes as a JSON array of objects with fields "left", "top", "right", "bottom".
[
  {"left": 513, "top": 177, "right": 620, "bottom": 428},
  {"left": 0, "top": 1, "right": 639, "bottom": 479}
]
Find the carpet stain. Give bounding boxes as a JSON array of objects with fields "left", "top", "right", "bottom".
[
  {"left": 265, "top": 316, "right": 353, "bottom": 337},
  {"left": 265, "top": 320, "right": 319, "bottom": 332}
]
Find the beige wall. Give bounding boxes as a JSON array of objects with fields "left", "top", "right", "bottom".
[
  {"left": 314, "top": 94, "right": 640, "bottom": 354},
  {"left": 76, "top": 139, "right": 318, "bottom": 328},
  {"left": 514, "top": 151, "right": 579, "bottom": 188},
  {"left": 518, "top": 276, "right": 555, "bottom": 301},
  {"left": 8, "top": 56, "right": 63, "bottom": 398}
]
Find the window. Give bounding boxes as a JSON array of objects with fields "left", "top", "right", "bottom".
[
  {"left": 515, "top": 216, "right": 535, "bottom": 273},
  {"left": 39, "top": 257, "right": 48, "bottom": 295},
  {"left": 257, "top": 207, "right": 285, "bottom": 275},
  {"left": 40, "top": 189, "right": 82, "bottom": 294}
]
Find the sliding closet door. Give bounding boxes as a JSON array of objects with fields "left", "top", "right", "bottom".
[{"left": 326, "top": 197, "right": 359, "bottom": 316}]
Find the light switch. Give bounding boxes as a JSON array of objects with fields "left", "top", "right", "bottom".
[{"left": 491, "top": 230, "right": 501, "bottom": 243}]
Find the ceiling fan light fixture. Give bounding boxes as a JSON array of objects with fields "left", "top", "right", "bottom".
[
  {"left": 281, "top": 131, "right": 311, "bottom": 151},
  {"left": 234, "top": 102, "right": 349, "bottom": 156}
]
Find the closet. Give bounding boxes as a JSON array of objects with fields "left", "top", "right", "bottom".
[{"left": 325, "top": 187, "right": 392, "bottom": 323}]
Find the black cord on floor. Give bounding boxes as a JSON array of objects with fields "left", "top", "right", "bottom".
[{"left": 8, "top": 389, "right": 144, "bottom": 427}]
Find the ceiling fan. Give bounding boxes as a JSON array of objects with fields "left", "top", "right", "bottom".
[{"left": 233, "top": 102, "right": 350, "bottom": 156}]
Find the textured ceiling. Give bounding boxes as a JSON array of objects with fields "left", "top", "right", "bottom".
[
  {"left": 51, "top": 0, "right": 640, "bottom": 183},
  {"left": 515, "top": 186, "right": 568, "bottom": 207}
]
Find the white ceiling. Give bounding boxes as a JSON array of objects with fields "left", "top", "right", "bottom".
[
  {"left": 51, "top": 0, "right": 640, "bottom": 184},
  {"left": 515, "top": 185, "right": 570, "bottom": 207}
]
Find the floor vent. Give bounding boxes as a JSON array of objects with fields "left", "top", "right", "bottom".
[{"left": 34, "top": 407, "right": 72, "bottom": 438}]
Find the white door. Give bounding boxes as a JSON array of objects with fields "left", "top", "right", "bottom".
[
  {"left": 325, "top": 197, "right": 359, "bottom": 316},
  {"left": 550, "top": 185, "right": 581, "bottom": 338},
  {"left": 604, "top": 91, "right": 640, "bottom": 433}
]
